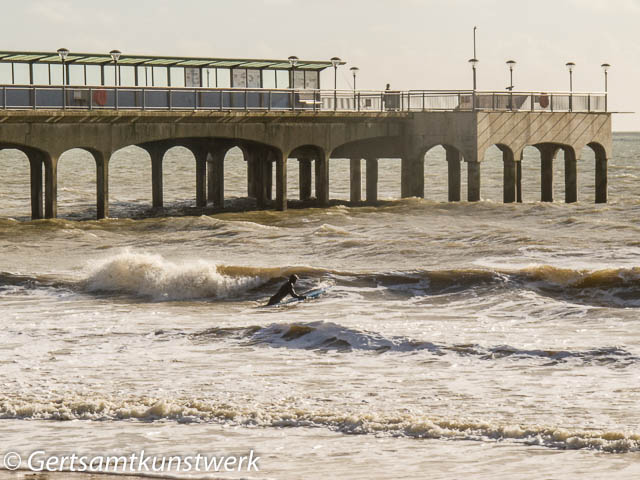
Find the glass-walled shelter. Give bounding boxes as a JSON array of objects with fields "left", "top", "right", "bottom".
[{"left": 0, "top": 50, "right": 338, "bottom": 89}]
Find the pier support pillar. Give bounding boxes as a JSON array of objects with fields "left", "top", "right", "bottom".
[
  {"left": 247, "top": 156, "right": 256, "bottom": 198},
  {"left": 265, "top": 159, "right": 273, "bottom": 201},
  {"left": 539, "top": 145, "right": 556, "bottom": 202},
  {"left": 315, "top": 155, "right": 329, "bottom": 207},
  {"left": 252, "top": 149, "right": 268, "bottom": 208},
  {"left": 299, "top": 158, "right": 312, "bottom": 200},
  {"left": 366, "top": 158, "right": 378, "bottom": 204},
  {"left": 44, "top": 154, "right": 58, "bottom": 219},
  {"left": 516, "top": 160, "right": 523, "bottom": 203},
  {"left": 467, "top": 161, "right": 481, "bottom": 202},
  {"left": 275, "top": 151, "right": 288, "bottom": 211},
  {"left": 401, "top": 156, "right": 424, "bottom": 198},
  {"left": 445, "top": 147, "right": 461, "bottom": 202},
  {"left": 95, "top": 151, "right": 109, "bottom": 219},
  {"left": 350, "top": 158, "right": 361, "bottom": 203},
  {"left": 503, "top": 153, "right": 516, "bottom": 204},
  {"left": 564, "top": 149, "right": 577, "bottom": 204},
  {"left": 595, "top": 155, "right": 608, "bottom": 204},
  {"left": 28, "top": 152, "right": 44, "bottom": 220},
  {"left": 143, "top": 144, "right": 166, "bottom": 209},
  {"left": 194, "top": 154, "right": 207, "bottom": 208},
  {"left": 207, "top": 149, "right": 225, "bottom": 208}
]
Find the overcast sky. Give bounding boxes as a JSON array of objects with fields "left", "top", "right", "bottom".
[{"left": 4, "top": 0, "right": 639, "bottom": 130}]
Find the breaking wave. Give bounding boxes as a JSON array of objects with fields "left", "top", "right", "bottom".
[{"left": 0, "top": 394, "right": 637, "bottom": 453}]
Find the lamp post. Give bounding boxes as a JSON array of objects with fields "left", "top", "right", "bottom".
[
  {"left": 566, "top": 61, "right": 575, "bottom": 111},
  {"left": 110, "top": 49, "right": 121, "bottom": 86},
  {"left": 601, "top": 63, "right": 610, "bottom": 112},
  {"left": 506, "top": 59, "right": 516, "bottom": 110},
  {"left": 468, "top": 58, "right": 478, "bottom": 90},
  {"left": 331, "top": 56, "right": 341, "bottom": 111},
  {"left": 57, "top": 48, "right": 69, "bottom": 109},
  {"left": 350, "top": 66, "right": 359, "bottom": 110},
  {"left": 288, "top": 56, "right": 298, "bottom": 110}
]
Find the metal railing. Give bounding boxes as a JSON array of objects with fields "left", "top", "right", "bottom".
[{"left": 0, "top": 85, "right": 608, "bottom": 113}]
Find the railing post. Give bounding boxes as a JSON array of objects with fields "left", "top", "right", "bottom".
[
  {"left": 142, "top": 88, "right": 146, "bottom": 111},
  {"left": 89, "top": 87, "right": 92, "bottom": 110},
  {"left": 550, "top": 94, "right": 554, "bottom": 112},
  {"left": 244, "top": 89, "right": 248, "bottom": 111},
  {"left": 531, "top": 92, "right": 534, "bottom": 112},
  {"left": 33, "top": 87, "right": 37, "bottom": 110},
  {"left": 195, "top": 89, "right": 198, "bottom": 110},
  {"left": 168, "top": 89, "right": 172, "bottom": 110},
  {"left": 115, "top": 87, "right": 119, "bottom": 111},
  {"left": 268, "top": 90, "right": 272, "bottom": 111},
  {"left": 588, "top": 94, "right": 591, "bottom": 113},
  {"left": 605, "top": 93, "right": 608, "bottom": 112},
  {"left": 472, "top": 91, "right": 476, "bottom": 111},
  {"left": 357, "top": 92, "right": 360, "bottom": 111}
]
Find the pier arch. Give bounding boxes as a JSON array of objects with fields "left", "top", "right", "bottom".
[
  {"left": 0, "top": 146, "right": 33, "bottom": 219},
  {"left": 422, "top": 144, "right": 466, "bottom": 202},
  {"left": 478, "top": 144, "right": 518, "bottom": 204},
  {"left": 289, "top": 144, "right": 327, "bottom": 204},
  {"left": 582, "top": 142, "right": 608, "bottom": 203},
  {"left": 57, "top": 148, "right": 110, "bottom": 219}
]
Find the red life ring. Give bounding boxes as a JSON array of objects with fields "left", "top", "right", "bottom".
[
  {"left": 539, "top": 93, "right": 549, "bottom": 109},
  {"left": 93, "top": 89, "right": 107, "bottom": 106}
]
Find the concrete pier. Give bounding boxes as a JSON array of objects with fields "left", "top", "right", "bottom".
[
  {"left": 538, "top": 145, "right": 556, "bottom": 202},
  {"left": 467, "top": 162, "right": 481, "bottom": 202},
  {"left": 446, "top": 147, "right": 461, "bottom": 202},
  {"left": 299, "top": 158, "right": 312, "bottom": 200},
  {"left": 0, "top": 109, "right": 612, "bottom": 220},
  {"left": 350, "top": 158, "right": 362, "bottom": 203},
  {"left": 366, "top": 158, "right": 378, "bottom": 204}
]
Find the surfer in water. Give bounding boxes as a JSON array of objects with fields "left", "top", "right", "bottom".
[{"left": 267, "top": 274, "right": 306, "bottom": 306}]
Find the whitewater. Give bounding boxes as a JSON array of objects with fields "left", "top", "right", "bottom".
[{"left": 1, "top": 134, "right": 640, "bottom": 479}]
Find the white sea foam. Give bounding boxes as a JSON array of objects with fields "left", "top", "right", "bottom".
[{"left": 84, "top": 251, "right": 266, "bottom": 301}]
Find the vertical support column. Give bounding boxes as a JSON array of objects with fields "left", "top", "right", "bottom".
[
  {"left": 540, "top": 146, "right": 555, "bottom": 202},
  {"left": 145, "top": 144, "right": 166, "bottom": 209},
  {"left": 95, "top": 151, "right": 110, "bottom": 219},
  {"left": 401, "top": 155, "right": 424, "bottom": 198},
  {"left": 365, "top": 158, "right": 378, "bottom": 204},
  {"left": 349, "top": 158, "right": 362, "bottom": 203},
  {"left": 253, "top": 150, "right": 267, "bottom": 208},
  {"left": 467, "top": 161, "right": 481, "bottom": 202},
  {"left": 299, "top": 158, "right": 312, "bottom": 200},
  {"left": 516, "top": 160, "right": 523, "bottom": 203},
  {"left": 207, "top": 149, "right": 225, "bottom": 208},
  {"left": 247, "top": 156, "right": 256, "bottom": 198},
  {"left": 275, "top": 151, "right": 288, "bottom": 211},
  {"left": 44, "top": 154, "right": 58, "bottom": 219},
  {"left": 503, "top": 152, "right": 516, "bottom": 204},
  {"left": 265, "top": 159, "right": 273, "bottom": 201},
  {"left": 595, "top": 154, "right": 608, "bottom": 204},
  {"left": 315, "top": 154, "right": 329, "bottom": 207},
  {"left": 445, "top": 147, "right": 461, "bottom": 202},
  {"left": 195, "top": 152, "right": 207, "bottom": 207},
  {"left": 28, "top": 152, "right": 44, "bottom": 220},
  {"left": 564, "top": 148, "right": 577, "bottom": 204}
]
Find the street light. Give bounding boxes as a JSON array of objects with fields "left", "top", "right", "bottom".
[
  {"left": 601, "top": 63, "right": 610, "bottom": 111},
  {"left": 57, "top": 47, "right": 69, "bottom": 85},
  {"left": 468, "top": 58, "right": 478, "bottom": 90},
  {"left": 506, "top": 60, "right": 516, "bottom": 90},
  {"left": 110, "top": 49, "right": 121, "bottom": 86},
  {"left": 350, "top": 66, "right": 359, "bottom": 111},
  {"left": 350, "top": 66, "right": 359, "bottom": 90},
  {"left": 57, "top": 48, "right": 69, "bottom": 109},
  {"left": 506, "top": 59, "right": 516, "bottom": 110},
  {"left": 331, "top": 56, "right": 341, "bottom": 111},
  {"left": 288, "top": 55, "right": 298, "bottom": 88},
  {"left": 566, "top": 61, "right": 575, "bottom": 111}
]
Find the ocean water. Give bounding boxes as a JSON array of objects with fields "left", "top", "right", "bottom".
[{"left": 1, "top": 133, "right": 640, "bottom": 479}]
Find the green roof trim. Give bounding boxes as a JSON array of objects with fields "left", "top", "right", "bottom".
[{"left": 0, "top": 50, "right": 340, "bottom": 71}]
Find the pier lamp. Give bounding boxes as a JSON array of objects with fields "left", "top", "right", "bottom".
[
  {"left": 57, "top": 48, "right": 69, "bottom": 85},
  {"left": 331, "top": 56, "right": 341, "bottom": 111},
  {"left": 110, "top": 50, "right": 122, "bottom": 86},
  {"left": 468, "top": 58, "right": 478, "bottom": 91},
  {"left": 601, "top": 63, "right": 610, "bottom": 111},
  {"left": 288, "top": 55, "right": 298, "bottom": 88},
  {"left": 350, "top": 66, "right": 359, "bottom": 91},
  {"left": 506, "top": 60, "right": 516, "bottom": 90},
  {"left": 566, "top": 61, "right": 575, "bottom": 111}
]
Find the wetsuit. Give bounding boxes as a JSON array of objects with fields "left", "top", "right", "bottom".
[{"left": 267, "top": 280, "right": 305, "bottom": 306}]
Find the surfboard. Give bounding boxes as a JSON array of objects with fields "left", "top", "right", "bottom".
[{"left": 278, "top": 287, "right": 329, "bottom": 306}]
